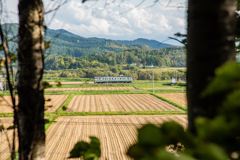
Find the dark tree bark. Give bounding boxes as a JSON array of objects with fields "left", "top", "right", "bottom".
[
  {"left": 187, "top": 0, "right": 236, "bottom": 133},
  {"left": 17, "top": 0, "right": 45, "bottom": 159}
]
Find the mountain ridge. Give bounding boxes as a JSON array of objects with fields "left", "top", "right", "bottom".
[{"left": 2, "top": 23, "right": 175, "bottom": 57}]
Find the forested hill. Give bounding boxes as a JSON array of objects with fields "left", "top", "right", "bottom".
[
  {"left": 2, "top": 23, "right": 175, "bottom": 57},
  {"left": 117, "top": 38, "right": 173, "bottom": 49},
  {"left": 44, "top": 47, "right": 186, "bottom": 70}
]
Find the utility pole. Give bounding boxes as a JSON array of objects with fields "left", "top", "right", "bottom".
[
  {"left": 4, "top": 75, "right": 6, "bottom": 91},
  {"left": 136, "top": 72, "right": 137, "bottom": 89},
  {"left": 152, "top": 66, "right": 154, "bottom": 93},
  {"left": 176, "top": 71, "right": 177, "bottom": 82},
  {"left": 107, "top": 77, "right": 108, "bottom": 90}
]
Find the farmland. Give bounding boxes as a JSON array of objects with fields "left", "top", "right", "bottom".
[
  {"left": 158, "top": 93, "right": 187, "bottom": 106},
  {"left": 0, "top": 95, "right": 68, "bottom": 113},
  {"left": 0, "top": 78, "right": 188, "bottom": 159},
  {"left": 66, "top": 94, "right": 182, "bottom": 112},
  {"left": 45, "top": 115, "right": 187, "bottom": 160}
]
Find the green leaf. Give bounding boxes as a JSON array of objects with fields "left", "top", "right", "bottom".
[
  {"left": 69, "top": 141, "right": 89, "bottom": 158},
  {"left": 56, "top": 81, "right": 61, "bottom": 87},
  {"left": 127, "top": 144, "right": 146, "bottom": 159},
  {"left": 138, "top": 124, "right": 162, "bottom": 147},
  {"left": 0, "top": 58, "right": 5, "bottom": 67},
  {"left": 45, "top": 41, "right": 51, "bottom": 49},
  {"left": 43, "top": 81, "right": 52, "bottom": 89},
  {"left": 88, "top": 136, "right": 101, "bottom": 157},
  {"left": 43, "top": 25, "right": 48, "bottom": 29},
  {"left": 160, "top": 121, "right": 186, "bottom": 145},
  {"left": 0, "top": 125, "right": 4, "bottom": 131},
  {"left": 45, "top": 98, "right": 51, "bottom": 102},
  {"left": 7, "top": 125, "right": 16, "bottom": 130},
  {"left": 69, "top": 137, "right": 101, "bottom": 159},
  {"left": 9, "top": 52, "right": 18, "bottom": 63},
  {"left": 62, "top": 106, "right": 67, "bottom": 111},
  {"left": 0, "top": 45, "right": 3, "bottom": 51},
  {"left": 202, "top": 144, "right": 229, "bottom": 160},
  {"left": 202, "top": 62, "right": 240, "bottom": 97},
  {"left": 44, "top": 119, "right": 50, "bottom": 124}
]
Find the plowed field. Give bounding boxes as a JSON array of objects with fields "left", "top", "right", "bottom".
[
  {"left": 0, "top": 118, "right": 18, "bottom": 160},
  {"left": 45, "top": 115, "right": 187, "bottom": 160},
  {"left": 66, "top": 94, "right": 182, "bottom": 112},
  {"left": 0, "top": 95, "right": 68, "bottom": 113},
  {"left": 45, "top": 87, "right": 134, "bottom": 91},
  {"left": 158, "top": 93, "right": 187, "bottom": 106}
]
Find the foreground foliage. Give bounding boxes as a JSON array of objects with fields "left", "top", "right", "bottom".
[{"left": 127, "top": 62, "right": 240, "bottom": 160}]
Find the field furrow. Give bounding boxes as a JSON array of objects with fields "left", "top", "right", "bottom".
[
  {"left": 0, "top": 95, "right": 68, "bottom": 113},
  {"left": 67, "top": 94, "right": 181, "bottom": 112},
  {"left": 158, "top": 93, "right": 187, "bottom": 107},
  {"left": 45, "top": 115, "right": 187, "bottom": 160}
]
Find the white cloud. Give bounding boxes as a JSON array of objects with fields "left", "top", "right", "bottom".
[{"left": 4, "top": 0, "right": 187, "bottom": 45}]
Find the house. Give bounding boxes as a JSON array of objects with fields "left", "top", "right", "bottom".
[
  {"left": 148, "top": 64, "right": 153, "bottom": 67},
  {"left": 131, "top": 63, "right": 137, "bottom": 66}
]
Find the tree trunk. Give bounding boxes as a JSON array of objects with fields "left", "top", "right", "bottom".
[
  {"left": 17, "top": 0, "right": 45, "bottom": 159},
  {"left": 187, "top": 0, "right": 236, "bottom": 133}
]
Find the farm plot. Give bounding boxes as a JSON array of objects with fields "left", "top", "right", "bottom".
[
  {"left": 0, "top": 95, "right": 68, "bottom": 113},
  {"left": 46, "top": 115, "right": 188, "bottom": 160},
  {"left": 0, "top": 118, "right": 18, "bottom": 160},
  {"left": 66, "top": 94, "right": 182, "bottom": 112},
  {"left": 45, "top": 87, "right": 135, "bottom": 91},
  {"left": 158, "top": 93, "right": 187, "bottom": 106}
]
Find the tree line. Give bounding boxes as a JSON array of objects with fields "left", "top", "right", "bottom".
[{"left": 44, "top": 46, "right": 186, "bottom": 70}]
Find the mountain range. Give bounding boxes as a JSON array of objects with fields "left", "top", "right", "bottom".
[{"left": 1, "top": 23, "right": 174, "bottom": 58}]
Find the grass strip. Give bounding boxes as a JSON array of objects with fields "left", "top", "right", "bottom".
[
  {"left": 146, "top": 89, "right": 186, "bottom": 93},
  {"left": 150, "top": 93, "right": 187, "bottom": 111},
  {"left": 45, "top": 114, "right": 58, "bottom": 131},
  {"left": 44, "top": 89, "right": 149, "bottom": 95},
  {"left": 45, "top": 110, "right": 186, "bottom": 117},
  {"left": 56, "top": 94, "right": 75, "bottom": 112},
  {"left": 0, "top": 110, "right": 187, "bottom": 118},
  {"left": 0, "top": 113, "right": 14, "bottom": 117}
]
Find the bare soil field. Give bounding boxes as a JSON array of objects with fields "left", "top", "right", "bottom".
[
  {"left": 45, "top": 87, "right": 135, "bottom": 91},
  {"left": 0, "top": 95, "right": 68, "bottom": 113},
  {"left": 0, "top": 118, "right": 18, "bottom": 160},
  {"left": 46, "top": 115, "right": 187, "bottom": 160},
  {"left": 67, "top": 94, "right": 182, "bottom": 112},
  {"left": 158, "top": 93, "right": 187, "bottom": 106},
  {"left": 48, "top": 82, "right": 83, "bottom": 85}
]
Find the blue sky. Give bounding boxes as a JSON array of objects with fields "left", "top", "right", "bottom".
[{"left": 3, "top": 0, "right": 187, "bottom": 45}]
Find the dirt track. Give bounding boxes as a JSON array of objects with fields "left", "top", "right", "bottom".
[
  {"left": 66, "top": 94, "right": 182, "bottom": 112},
  {"left": 45, "top": 87, "right": 135, "bottom": 91},
  {"left": 45, "top": 115, "right": 187, "bottom": 160},
  {"left": 0, "top": 95, "right": 68, "bottom": 113},
  {"left": 158, "top": 93, "right": 187, "bottom": 106}
]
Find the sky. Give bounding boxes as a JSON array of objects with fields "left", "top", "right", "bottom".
[{"left": 2, "top": 0, "right": 187, "bottom": 45}]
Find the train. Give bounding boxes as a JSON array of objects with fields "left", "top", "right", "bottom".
[{"left": 94, "top": 76, "right": 133, "bottom": 84}]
